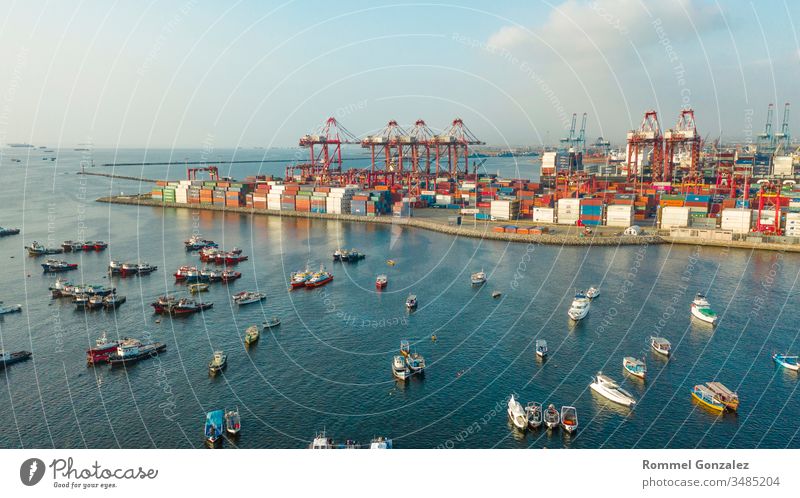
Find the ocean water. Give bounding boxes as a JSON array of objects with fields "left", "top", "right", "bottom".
[{"left": 0, "top": 148, "right": 798, "bottom": 449}]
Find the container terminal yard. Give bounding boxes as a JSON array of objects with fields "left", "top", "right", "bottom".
[{"left": 100, "top": 105, "right": 800, "bottom": 252}]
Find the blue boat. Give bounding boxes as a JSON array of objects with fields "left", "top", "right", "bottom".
[{"left": 204, "top": 410, "right": 225, "bottom": 446}]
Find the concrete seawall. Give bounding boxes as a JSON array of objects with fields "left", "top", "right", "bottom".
[{"left": 96, "top": 195, "right": 661, "bottom": 247}]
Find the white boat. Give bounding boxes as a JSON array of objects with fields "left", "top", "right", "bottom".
[
  {"left": 0, "top": 302, "right": 22, "bottom": 315},
  {"left": 392, "top": 355, "right": 411, "bottom": 381},
  {"left": 623, "top": 356, "right": 647, "bottom": 379},
  {"left": 535, "top": 339, "right": 548, "bottom": 358},
  {"left": 560, "top": 406, "right": 578, "bottom": 433},
  {"left": 567, "top": 293, "right": 591, "bottom": 321},
  {"left": 309, "top": 431, "right": 333, "bottom": 449},
  {"left": 650, "top": 336, "right": 671, "bottom": 357},
  {"left": 262, "top": 317, "right": 281, "bottom": 329},
  {"left": 590, "top": 372, "right": 636, "bottom": 407},
  {"left": 405, "top": 294, "right": 417, "bottom": 309},
  {"left": 224, "top": 407, "right": 241, "bottom": 435},
  {"left": 585, "top": 286, "right": 600, "bottom": 299},
  {"left": 525, "top": 401, "right": 543, "bottom": 429},
  {"left": 233, "top": 291, "right": 266, "bottom": 305},
  {"left": 691, "top": 293, "right": 718, "bottom": 325},
  {"left": 543, "top": 404, "right": 560, "bottom": 429},
  {"left": 369, "top": 437, "right": 393, "bottom": 449},
  {"left": 507, "top": 395, "right": 527, "bottom": 431},
  {"left": 470, "top": 269, "right": 487, "bottom": 286},
  {"left": 773, "top": 353, "right": 800, "bottom": 371}
]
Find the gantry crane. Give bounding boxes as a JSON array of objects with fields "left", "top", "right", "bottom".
[
  {"left": 626, "top": 110, "right": 663, "bottom": 182},
  {"left": 663, "top": 109, "right": 701, "bottom": 182},
  {"left": 756, "top": 103, "right": 775, "bottom": 152},
  {"left": 287, "top": 117, "right": 359, "bottom": 183},
  {"left": 431, "top": 118, "right": 484, "bottom": 179},
  {"left": 775, "top": 102, "right": 791, "bottom": 153}
]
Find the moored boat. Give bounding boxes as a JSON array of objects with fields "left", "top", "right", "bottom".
[
  {"left": 650, "top": 336, "right": 671, "bottom": 357},
  {"left": 87, "top": 295, "right": 105, "bottom": 310},
  {"left": 0, "top": 302, "right": 22, "bottom": 315},
  {"left": 0, "top": 350, "right": 32, "bottom": 369},
  {"left": 773, "top": 353, "right": 800, "bottom": 371},
  {"left": 507, "top": 394, "right": 527, "bottom": 431},
  {"left": 27, "top": 241, "right": 63, "bottom": 255},
  {"left": 220, "top": 269, "right": 241, "bottom": 283},
  {"left": 151, "top": 297, "right": 213, "bottom": 315},
  {"left": 544, "top": 404, "right": 560, "bottom": 430},
  {"left": 107, "top": 260, "right": 123, "bottom": 275},
  {"left": 73, "top": 293, "right": 90, "bottom": 308},
  {"left": 185, "top": 235, "right": 217, "bottom": 251},
  {"left": 290, "top": 266, "right": 313, "bottom": 288},
  {"left": 108, "top": 341, "right": 166, "bottom": 365},
  {"left": 691, "top": 293, "right": 718, "bottom": 325},
  {"left": 204, "top": 410, "right": 225, "bottom": 446},
  {"left": 392, "top": 355, "right": 411, "bottom": 381},
  {"left": 103, "top": 294, "right": 126, "bottom": 308},
  {"left": 567, "top": 292, "right": 591, "bottom": 321},
  {"left": 560, "top": 406, "right": 578, "bottom": 433},
  {"left": 525, "top": 401, "right": 543, "bottom": 429},
  {"left": 41, "top": 259, "right": 78, "bottom": 272},
  {"left": 590, "top": 372, "right": 636, "bottom": 407},
  {"left": 208, "top": 350, "right": 227, "bottom": 375},
  {"left": 244, "top": 325, "right": 260, "bottom": 345},
  {"left": 470, "top": 269, "right": 487, "bottom": 286},
  {"left": 535, "top": 339, "right": 548, "bottom": 358},
  {"left": 224, "top": 407, "right": 241, "bottom": 436},
  {"left": 309, "top": 431, "right": 333, "bottom": 449},
  {"left": 305, "top": 268, "right": 333, "bottom": 288},
  {"left": 188, "top": 283, "right": 209, "bottom": 294},
  {"left": 370, "top": 437, "right": 393, "bottom": 449},
  {"left": 691, "top": 382, "right": 739, "bottom": 412},
  {"left": 406, "top": 294, "right": 417, "bottom": 309},
  {"left": 586, "top": 286, "right": 600, "bottom": 299},
  {"left": 623, "top": 356, "right": 647, "bottom": 379},
  {"left": 400, "top": 340, "right": 425, "bottom": 375},
  {"left": 232, "top": 291, "right": 266, "bottom": 305},
  {"left": 0, "top": 227, "right": 20, "bottom": 237},
  {"left": 333, "top": 248, "right": 365, "bottom": 262},
  {"left": 375, "top": 274, "right": 388, "bottom": 289},
  {"left": 86, "top": 333, "right": 127, "bottom": 364},
  {"left": 262, "top": 317, "right": 281, "bottom": 329},
  {"left": 174, "top": 265, "right": 200, "bottom": 281}
]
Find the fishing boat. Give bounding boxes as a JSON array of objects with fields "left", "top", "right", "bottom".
[
  {"left": 232, "top": 291, "right": 266, "bottom": 305},
  {"left": 151, "top": 297, "right": 213, "bottom": 315},
  {"left": 199, "top": 267, "right": 221, "bottom": 281},
  {"left": 62, "top": 240, "right": 83, "bottom": 252},
  {"left": 691, "top": 382, "right": 739, "bottom": 412},
  {"left": 0, "top": 302, "right": 22, "bottom": 315},
  {"left": 535, "top": 339, "right": 548, "bottom": 358},
  {"left": 0, "top": 350, "right": 32, "bottom": 369},
  {"left": 107, "top": 260, "right": 123, "bottom": 275},
  {"left": 375, "top": 274, "right": 388, "bottom": 289},
  {"left": 690, "top": 293, "right": 718, "bottom": 325},
  {"left": 86, "top": 241, "right": 107, "bottom": 251},
  {"left": 507, "top": 395, "right": 527, "bottom": 431},
  {"left": 470, "top": 269, "right": 487, "bottom": 286},
  {"left": 107, "top": 341, "right": 166, "bottom": 365},
  {"left": 773, "top": 353, "right": 800, "bottom": 371},
  {"left": 244, "top": 325, "right": 260, "bottom": 345},
  {"left": 370, "top": 437, "right": 393, "bottom": 449},
  {"left": 289, "top": 265, "right": 313, "bottom": 288},
  {"left": 400, "top": 340, "right": 425, "bottom": 375},
  {"left": 73, "top": 294, "right": 90, "bottom": 309},
  {"left": 333, "top": 248, "right": 365, "bottom": 262},
  {"left": 220, "top": 269, "right": 241, "bottom": 282},
  {"left": 590, "top": 372, "right": 636, "bottom": 407},
  {"left": 392, "top": 355, "right": 411, "bottom": 381},
  {"left": 174, "top": 265, "right": 200, "bottom": 281},
  {"left": 525, "top": 401, "right": 543, "bottom": 429},
  {"left": 208, "top": 350, "right": 227, "bottom": 375},
  {"left": 623, "top": 357, "right": 647, "bottom": 379},
  {"left": 185, "top": 235, "right": 217, "bottom": 251},
  {"left": 188, "top": 283, "right": 209, "bottom": 294},
  {"left": 586, "top": 286, "right": 600, "bottom": 299},
  {"left": 650, "top": 337, "right": 671, "bottom": 357},
  {"left": 204, "top": 410, "right": 225, "bottom": 446},
  {"left": 224, "top": 407, "right": 241, "bottom": 436},
  {"left": 262, "top": 317, "right": 281, "bottom": 329},
  {"left": 309, "top": 431, "right": 333, "bottom": 449},
  {"left": 560, "top": 406, "right": 578, "bottom": 433},
  {"left": 103, "top": 294, "right": 126, "bottom": 308},
  {"left": 26, "top": 241, "right": 63, "bottom": 255},
  {"left": 87, "top": 295, "right": 105, "bottom": 310},
  {"left": 49, "top": 277, "right": 74, "bottom": 298},
  {"left": 86, "top": 333, "right": 126, "bottom": 364},
  {"left": 567, "top": 292, "right": 590, "bottom": 321},
  {"left": 0, "top": 227, "right": 20, "bottom": 237},
  {"left": 305, "top": 268, "right": 333, "bottom": 288},
  {"left": 41, "top": 260, "right": 78, "bottom": 272},
  {"left": 406, "top": 294, "right": 417, "bottom": 309},
  {"left": 544, "top": 404, "right": 560, "bottom": 430}
]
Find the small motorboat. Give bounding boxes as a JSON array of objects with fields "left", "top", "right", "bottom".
[
  {"left": 623, "top": 356, "right": 647, "bottom": 379},
  {"left": 188, "top": 283, "right": 209, "bottom": 294},
  {"left": 375, "top": 274, "right": 388, "bottom": 289},
  {"left": 544, "top": 404, "right": 560, "bottom": 430},
  {"left": 0, "top": 227, "right": 20, "bottom": 237},
  {"left": 406, "top": 294, "right": 417, "bottom": 310},
  {"left": 369, "top": 437, "right": 393, "bottom": 449},
  {"left": 224, "top": 407, "right": 241, "bottom": 436},
  {"left": 262, "top": 317, "right": 281, "bottom": 329},
  {"left": 41, "top": 259, "right": 78, "bottom": 272},
  {"left": 650, "top": 336, "right": 671, "bottom": 357},
  {"left": 232, "top": 291, "right": 266, "bottom": 305},
  {"left": 386, "top": 259, "right": 396, "bottom": 266},
  {"left": 103, "top": 294, "right": 126, "bottom": 308},
  {"left": 392, "top": 355, "right": 411, "bottom": 381},
  {"left": 471, "top": 270, "right": 487, "bottom": 286},
  {"left": 568, "top": 292, "right": 591, "bottom": 321},
  {"left": 204, "top": 410, "right": 225, "bottom": 447},
  {"left": 244, "top": 325, "right": 260, "bottom": 345},
  {"left": 590, "top": 372, "right": 636, "bottom": 407},
  {"left": 525, "top": 401, "right": 543, "bottom": 429},
  {"left": 586, "top": 286, "right": 600, "bottom": 299},
  {"left": 773, "top": 353, "right": 800, "bottom": 371},
  {"left": 208, "top": 350, "right": 227, "bottom": 375},
  {"left": 535, "top": 339, "right": 548, "bottom": 358},
  {"left": 0, "top": 350, "right": 32, "bottom": 369},
  {"left": 691, "top": 382, "right": 739, "bottom": 412},
  {"left": 560, "top": 406, "right": 578, "bottom": 433},
  {"left": 0, "top": 302, "right": 22, "bottom": 315},
  {"left": 507, "top": 394, "right": 527, "bottom": 431},
  {"left": 492, "top": 290, "right": 502, "bottom": 298},
  {"left": 691, "top": 293, "right": 718, "bottom": 325}
]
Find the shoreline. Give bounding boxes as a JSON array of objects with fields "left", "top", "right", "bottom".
[{"left": 96, "top": 195, "right": 800, "bottom": 253}]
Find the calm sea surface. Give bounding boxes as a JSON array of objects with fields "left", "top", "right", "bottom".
[{"left": 0, "top": 148, "right": 798, "bottom": 449}]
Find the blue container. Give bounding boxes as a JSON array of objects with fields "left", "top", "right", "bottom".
[
  {"left": 476, "top": 213, "right": 490, "bottom": 220},
  {"left": 581, "top": 219, "right": 603, "bottom": 226},
  {"left": 735, "top": 200, "right": 750, "bottom": 208}
]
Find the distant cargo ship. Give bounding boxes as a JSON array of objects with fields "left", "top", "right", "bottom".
[{"left": 5, "top": 143, "right": 34, "bottom": 148}]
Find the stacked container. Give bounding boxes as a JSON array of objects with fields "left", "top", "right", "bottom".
[
  {"left": 557, "top": 198, "right": 580, "bottom": 225},
  {"left": 490, "top": 200, "right": 520, "bottom": 220},
  {"left": 720, "top": 209, "right": 752, "bottom": 233},
  {"left": 606, "top": 205, "right": 635, "bottom": 228},
  {"left": 579, "top": 198, "right": 604, "bottom": 226},
  {"left": 659, "top": 206, "right": 691, "bottom": 229}
]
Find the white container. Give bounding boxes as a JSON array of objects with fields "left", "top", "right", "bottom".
[
  {"left": 774, "top": 155, "right": 793, "bottom": 176},
  {"left": 720, "top": 208, "right": 752, "bottom": 233},
  {"left": 532, "top": 207, "right": 555, "bottom": 223},
  {"left": 660, "top": 206, "right": 691, "bottom": 229}
]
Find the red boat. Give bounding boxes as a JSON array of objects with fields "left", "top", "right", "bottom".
[
  {"left": 86, "top": 333, "right": 139, "bottom": 364},
  {"left": 174, "top": 265, "right": 199, "bottom": 280},
  {"left": 305, "top": 271, "right": 333, "bottom": 288},
  {"left": 151, "top": 297, "right": 213, "bottom": 315},
  {"left": 220, "top": 270, "right": 241, "bottom": 282},
  {"left": 376, "top": 274, "right": 388, "bottom": 289}
]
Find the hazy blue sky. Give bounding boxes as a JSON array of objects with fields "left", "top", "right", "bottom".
[{"left": 0, "top": 0, "right": 797, "bottom": 148}]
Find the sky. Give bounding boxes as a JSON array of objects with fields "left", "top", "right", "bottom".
[{"left": 0, "top": 0, "right": 797, "bottom": 148}]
